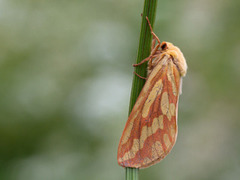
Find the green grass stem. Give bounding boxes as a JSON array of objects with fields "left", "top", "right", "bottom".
[{"left": 126, "top": 0, "right": 158, "bottom": 180}]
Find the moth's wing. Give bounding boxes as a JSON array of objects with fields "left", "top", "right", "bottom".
[
  {"left": 117, "top": 56, "right": 181, "bottom": 168},
  {"left": 142, "top": 57, "right": 182, "bottom": 168}
]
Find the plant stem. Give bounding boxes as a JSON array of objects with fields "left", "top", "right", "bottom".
[{"left": 126, "top": 0, "right": 157, "bottom": 180}]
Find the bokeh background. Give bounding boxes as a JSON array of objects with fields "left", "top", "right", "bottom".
[{"left": 1, "top": 0, "right": 240, "bottom": 180}]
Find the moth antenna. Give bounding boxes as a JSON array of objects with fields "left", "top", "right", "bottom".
[{"left": 134, "top": 72, "right": 147, "bottom": 80}]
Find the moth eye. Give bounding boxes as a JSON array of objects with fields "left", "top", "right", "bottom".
[{"left": 161, "top": 42, "right": 167, "bottom": 50}]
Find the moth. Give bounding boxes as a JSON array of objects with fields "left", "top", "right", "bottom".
[{"left": 117, "top": 17, "right": 187, "bottom": 169}]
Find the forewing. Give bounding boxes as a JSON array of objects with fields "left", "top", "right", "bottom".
[{"left": 117, "top": 56, "right": 181, "bottom": 168}]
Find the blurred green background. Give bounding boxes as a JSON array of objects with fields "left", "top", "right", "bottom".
[{"left": 1, "top": 0, "right": 240, "bottom": 180}]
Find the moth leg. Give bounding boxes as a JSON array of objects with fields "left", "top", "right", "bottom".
[
  {"left": 146, "top": 17, "right": 160, "bottom": 45},
  {"left": 133, "top": 17, "right": 161, "bottom": 68},
  {"left": 133, "top": 57, "right": 150, "bottom": 67},
  {"left": 134, "top": 72, "right": 147, "bottom": 80},
  {"left": 148, "top": 58, "right": 153, "bottom": 68},
  {"left": 148, "top": 56, "right": 156, "bottom": 72},
  {"left": 133, "top": 54, "right": 158, "bottom": 67},
  {"left": 151, "top": 38, "right": 156, "bottom": 51},
  {"left": 150, "top": 37, "right": 160, "bottom": 56},
  {"left": 150, "top": 43, "right": 160, "bottom": 58},
  {"left": 146, "top": 17, "right": 161, "bottom": 56}
]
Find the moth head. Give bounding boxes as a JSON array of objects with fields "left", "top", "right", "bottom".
[{"left": 161, "top": 41, "right": 187, "bottom": 77}]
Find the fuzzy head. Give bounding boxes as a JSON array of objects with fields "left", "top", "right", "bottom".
[{"left": 160, "top": 41, "right": 187, "bottom": 77}]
